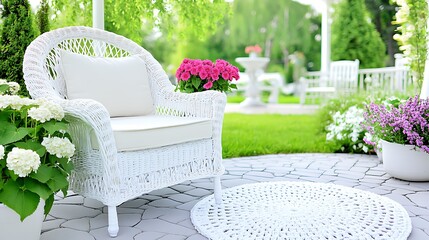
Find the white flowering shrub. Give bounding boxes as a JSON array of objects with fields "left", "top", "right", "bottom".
[
  {"left": 0, "top": 82, "right": 74, "bottom": 221},
  {"left": 326, "top": 106, "right": 372, "bottom": 153}
]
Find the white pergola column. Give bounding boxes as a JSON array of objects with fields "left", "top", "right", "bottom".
[
  {"left": 321, "top": 0, "right": 331, "bottom": 75},
  {"left": 420, "top": 0, "right": 429, "bottom": 98},
  {"left": 93, "top": 0, "right": 104, "bottom": 29}
]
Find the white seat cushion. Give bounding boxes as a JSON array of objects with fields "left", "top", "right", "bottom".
[
  {"left": 60, "top": 50, "right": 154, "bottom": 117},
  {"left": 92, "top": 115, "right": 213, "bottom": 151}
]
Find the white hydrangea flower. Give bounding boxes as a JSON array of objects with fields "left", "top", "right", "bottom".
[
  {"left": 28, "top": 106, "right": 52, "bottom": 123},
  {"left": 0, "top": 95, "right": 34, "bottom": 110},
  {"left": 0, "top": 145, "right": 4, "bottom": 159},
  {"left": 42, "top": 137, "right": 75, "bottom": 159},
  {"left": 29, "top": 99, "right": 64, "bottom": 122},
  {"left": 6, "top": 148, "right": 41, "bottom": 177},
  {"left": 7, "top": 82, "right": 20, "bottom": 95},
  {"left": 362, "top": 145, "right": 369, "bottom": 153},
  {"left": 0, "top": 79, "right": 7, "bottom": 85}
]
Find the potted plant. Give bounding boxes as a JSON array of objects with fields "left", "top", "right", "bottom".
[
  {"left": 175, "top": 58, "right": 240, "bottom": 93},
  {"left": 0, "top": 80, "right": 75, "bottom": 239},
  {"left": 363, "top": 96, "right": 429, "bottom": 181},
  {"left": 245, "top": 45, "right": 262, "bottom": 58}
]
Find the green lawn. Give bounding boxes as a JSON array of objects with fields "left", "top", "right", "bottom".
[
  {"left": 222, "top": 113, "right": 334, "bottom": 158},
  {"left": 227, "top": 92, "right": 300, "bottom": 104}
]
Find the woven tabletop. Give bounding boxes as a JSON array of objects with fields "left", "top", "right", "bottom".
[{"left": 191, "top": 182, "right": 412, "bottom": 240}]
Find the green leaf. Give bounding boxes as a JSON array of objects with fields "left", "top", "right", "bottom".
[
  {"left": 29, "top": 165, "right": 54, "bottom": 183},
  {"left": 57, "top": 157, "right": 74, "bottom": 174},
  {"left": 24, "top": 178, "right": 52, "bottom": 200},
  {"left": 0, "top": 84, "right": 9, "bottom": 93},
  {"left": 192, "top": 78, "right": 202, "bottom": 89},
  {"left": 230, "top": 84, "right": 237, "bottom": 89},
  {"left": 46, "top": 168, "right": 69, "bottom": 192},
  {"left": 44, "top": 194, "right": 54, "bottom": 216},
  {"left": 14, "top": 141, "right": 46, "bottom": 157},
  {"left": 41, "top": 121, "right": 68, "bottom": 135},
  {"left": 0, "top": 180, "right": 40, "bottom": 221},
  {"left": 0, "top": 123, "right": 31, "bottom": 145}
]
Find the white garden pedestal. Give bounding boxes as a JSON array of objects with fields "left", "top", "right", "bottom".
[
  {"left": 382, "top": 140, "right": 429, "bottom": 181},
  {"left": 235, "top": 57, "right": 270, "bottom": 107},
  {"left": 0, "top": 199, "right": 44, "bottom": 240}
]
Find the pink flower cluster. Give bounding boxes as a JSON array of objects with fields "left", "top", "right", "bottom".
[
  {"left": 175, "top": 59, "right": 240, "bottom": 90},
  {"left": 245, "top": 45, "right": 262, "bottom": 54}
]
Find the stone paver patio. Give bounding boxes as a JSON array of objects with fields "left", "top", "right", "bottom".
[{"left": 41, "top": 154, "right": 429, "bottom": 240}]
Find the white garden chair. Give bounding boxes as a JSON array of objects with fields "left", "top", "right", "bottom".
[
  {"left": 300, "top": 59, "right": 360, "bottom": 104},
  {"left": 23, "top": 26, "right": 225, "bottom": 237}
]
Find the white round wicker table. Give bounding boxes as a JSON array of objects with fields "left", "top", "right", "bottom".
[{"left": 191, "top": 182, "right": 412, "bottom": 240}]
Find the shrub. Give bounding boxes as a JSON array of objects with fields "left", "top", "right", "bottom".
[{"left": 0, "top": 0, "right": 37, "bottom": 96}]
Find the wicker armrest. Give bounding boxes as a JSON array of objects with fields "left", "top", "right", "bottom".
[{"left": 155, "top": 88, "right": 227, "bottom": 119}]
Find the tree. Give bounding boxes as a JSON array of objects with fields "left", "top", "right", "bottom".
[
  {"left": 365, "top": 0, "right": 399, "bottom": 66},
  {"left": 0, "top": 0, "right": 37, "bottom": 95},
  {"left": 36, "top": 0, "right": 50, "bottom": 34},
  {"left": 50, "top": 0, "right": 230, "bottom": 44},
  {"left": 331, "top": 0, "right": 386, "bottom": 68}
]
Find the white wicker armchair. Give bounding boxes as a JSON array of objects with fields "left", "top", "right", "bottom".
[{"left": 23, "top": 26, "right": 225, "bottom": 237}]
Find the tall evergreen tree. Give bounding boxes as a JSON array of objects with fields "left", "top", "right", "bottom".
[
  {"left": 0, "top": 0, "right": 37, "bottom": 95},
  {"left": 37, "top": 0, "right": 50, "bottom": 34},
  {"left": 331, "top": 0, "right": 386, "bottom": 68}
]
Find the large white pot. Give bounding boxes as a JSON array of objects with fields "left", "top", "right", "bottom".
[
  {"left": 382, "top": 140, "right": 429, "bottom": 181},
  {"left": 0, "top": 199, "right": 44, "bottom": 240}
]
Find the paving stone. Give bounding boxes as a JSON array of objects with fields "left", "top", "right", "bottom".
[
  {"left": 62, "top": 218, "right": 90, "bottom": 231},
  {"left": 187, "top": 234, "right": 208, "bottom": 240},
  {"left": 135, "top": 219, "right": 196, "bottom": 235},
  {"left": 49, "top": 205, "right": 101, "bottom": 219},
  {"left": 366, "top": 188, "right": 392, "bottom": 195},
  {"left": 406, "top": 206, "right": 429, "bottom": 216},
  {"left": 410, "top": 216, "right": 429, "bottom": 229},
  {"left": 158, "top": 234, "right": 187, "bottom": 240},
  {"left": 245, "top": 171, "right": 274, "bottom": 178},
  {"left": 365, "top": 170, "right": 386, "bottom": 176},
  {"left": 90, "top": 226, "right": 141, "bottom": 240},
  {"left": 89, "top": 214, "right": 108, "bottom": 229},
  {"left": 176, "top": 199, "right": 200, "bottom": 211},
  {"left": 169, "top": 193, "right": 199, "bottom": 203},
  {"left": 408, "top": 228, "right": 429, "bottom": 240},
  {"left": 134, "top": 231, "right": 166, "bottom": 240},
  {"left": 150, "top": 188, "right": 180, "bottom": 196},
  {"left": 191, "top": 182, "right": 215, "bottom": 190},
  {"left": 159, "top": 209, "right": 190, "bottom": 223},
  {"left": 56, "top": 195, "right": 84, "bottom": 205},
  {"left": 184, "top": 188, "right": 212, "bottom": 197},
  {"left": 170, "top": 185, "right": 196, "bottom": 193},
  {"left": 408, "top": 192, "right": 429, "bottom": 207},
  {"left": 120, "top": 198, "right": 149, "bottom": 208},
  {"left": 149, "top": 198, "right": 182, "bottom": 208},
  {"left": 41, "top": 228, "right": 95, "bottom": 240},
  {"left": 383, "top": 193, "right": 414, "bottom": 206},
  {"left": 83, "top": 198, "right": 105, "bottom": 209},
  {"left": 177, "top": 218, "right": 196, "bottom": 230},
  {"left": 117, "top": 207, "right": 144, "bottom": 214},
  {"left": 140, "top": 195, "right": 162, "bottom": 201},
  {"left": 42, "top": 219, "right": 66, "bottom": 232}
]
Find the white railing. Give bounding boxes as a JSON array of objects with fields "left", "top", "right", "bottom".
[
  {"left": 303, "top": 66, "right": 413, "bottom": 94},
  {"left": 358, "top": 66, "right": 413, "bottom": 93}
]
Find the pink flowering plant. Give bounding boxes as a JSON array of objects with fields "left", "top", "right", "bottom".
[
  {"left": 0, "top": 82, "right": 75, "bottom": 221},
  {"left": 245, "top": 45, "right": 262, "bottom": 54},
  {"left": 175, "top": 59, "right": 240, "bottom": 93},
  {"left": 362, "top": 96, "right": 429, "bottom": 153}
]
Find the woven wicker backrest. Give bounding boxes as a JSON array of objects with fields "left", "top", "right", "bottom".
[{"left": 23, "top": 26, "right": 170, "bottom": 101}]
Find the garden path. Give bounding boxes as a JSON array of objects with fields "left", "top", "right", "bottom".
[{"left": 41, "top": 154, "right": 429, "bottom": 240}]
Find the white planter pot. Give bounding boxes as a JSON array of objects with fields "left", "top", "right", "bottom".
[
  {"left": 0, "top": 199, "right": 44, "bottom": 240},
  {"left": 382, "top": 140, "right": 429, "bottom": 181}
]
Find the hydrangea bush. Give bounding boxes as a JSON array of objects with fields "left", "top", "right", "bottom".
[
  {"left": 0, "top": 81, "right": 75, "bottom": 220},
  {"left": 175, "top": 59, "right": 240, "bottom": 93},
  {"left": 326, "top": 106, "right": 372, "bottom": 153},
  {"left": 362, "top": 95, "right": 429, "bottom": 153}
]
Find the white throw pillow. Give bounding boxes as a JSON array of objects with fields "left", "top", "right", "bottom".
[{"left": 60, "top": 50, "right": 154, "bottom": 117}]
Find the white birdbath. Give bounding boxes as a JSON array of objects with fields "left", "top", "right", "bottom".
[{"left": 235, "top": 57, "right": 270, "bottom": 107}]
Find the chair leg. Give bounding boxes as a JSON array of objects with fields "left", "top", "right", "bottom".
[
  {"left": 108, "top": 205, "right": 119, "bottom": 237},
  {"left": 214, "top": 176, "right": 222, "bottom": 204}
]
